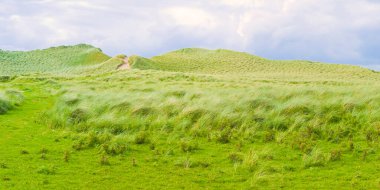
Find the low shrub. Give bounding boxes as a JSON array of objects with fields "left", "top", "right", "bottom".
[
  {"left": 63, "top": 151, "right": 70, "bottom": 162},
  {"left": 263, "top": 130, "right": 276, "bottom": 142},
  {"left": 37, "top": 166, "right": 56, "bottom": 175},
  {"left": 134, "top": 131, "right": 149, "bottom": 144},
  {"left": 179, "top": 139, "right": 198, "bottom": 153},
  {"left": 0, "top": 90, "right": 24, "bottom": 114},
  {"left": 0, "top": 163, "right": 7, "bottom": 169},
  {"left": 216, "top": 129, "right": 232, "bottom": 144},
  {"left": 228, "top": 152, "right": 244, "bottom": 163},
  {"left": 100, "top": 139, "right": 128, "bottom": 155},
  {"left": 0, "top": 98, "right": 12, "bottom": 114},
  {"left": 100, "top": 154, "right": 110, "bottom": 165},
  {"left": 303, "top": 148, "right": 329, "bottom": 168},
  {"left": 243, "top": 149, "right": 259, "bottom": 172},
  {"left": 330, "top": 149, "right": 342, "bottom": 161}
]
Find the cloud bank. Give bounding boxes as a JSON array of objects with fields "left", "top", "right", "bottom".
[{"left": 1, "top": 0, "right": 380, "bottom": 69}]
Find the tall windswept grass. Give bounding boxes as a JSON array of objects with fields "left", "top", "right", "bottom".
[{"left": 40, "top": 70, "right": 380, "bottom": 160}]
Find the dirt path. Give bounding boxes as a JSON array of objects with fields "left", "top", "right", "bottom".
[{"left": 118, "top": 57, "right": 130, "bottom": 70}]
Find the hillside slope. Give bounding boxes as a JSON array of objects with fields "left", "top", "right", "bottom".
[
  {"left": 0, "top": 44, "right": 111, "bottom": 75},
  {"left": 131, "top": 48, "right": 378, "bottom": 80},
  {"left": 1, "top": 45, "right": 378, "bottom": 80}
]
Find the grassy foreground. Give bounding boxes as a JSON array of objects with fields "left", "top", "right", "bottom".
[{"left": 1, "top": 45, "right": 380, "bottom": 189}]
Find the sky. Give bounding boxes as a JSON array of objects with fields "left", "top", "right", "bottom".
[{"left": 1, "top": 0, "right": 380, "bottom": 70}]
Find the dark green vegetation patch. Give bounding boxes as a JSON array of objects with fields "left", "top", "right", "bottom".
[{"left": 0, "top": 89, "right": 23, "bottom": 114}]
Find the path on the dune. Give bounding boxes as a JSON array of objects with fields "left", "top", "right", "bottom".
[{"left": 118, "top": 57, "right": 130, "bottom": 70}]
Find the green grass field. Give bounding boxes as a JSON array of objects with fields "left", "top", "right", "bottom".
[{"left": 1, "top": 45, "right": 380, "bottom": 189}]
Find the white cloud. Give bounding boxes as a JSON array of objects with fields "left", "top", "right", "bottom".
[
  {"left": 58, "top": 0, "right": 109, "bottom": 10},
  {"left": 34, "top": 0, "right": 108, "bottom": 10},
  {"left": 163, "top": 7, "right": 217, "bottom": 29},
  {"left": 217, "top": 0, "right": 255, "bottom": 7},
  {"left": 0, "top": 0, "right": 380, "bottom": 68},
  {"left": 4, "top": 14, "right": 76, "bottom": 45},
  {"left": 228, "top": 0, "right": 380, "bottom": 63}
]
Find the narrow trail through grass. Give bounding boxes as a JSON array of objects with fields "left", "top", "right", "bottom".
[
  {"left": 0, "top": 88, "right": 52, "bottom": 154},
  {"left": 0, "top": 86, "right": 58, "bottom": 187}
]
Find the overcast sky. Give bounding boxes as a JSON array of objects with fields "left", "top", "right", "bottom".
[{"left": 1, "top": 0, "right": 380, "bottom": 70}]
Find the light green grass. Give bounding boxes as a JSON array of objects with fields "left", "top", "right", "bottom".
[
  {"left": 0, "top": 44, "right": 110, "bottom": 75},
  {"left": 1, "top": 45, "right": 380, "bottom": 189},
  {"left": 143, "top": 48, "right": 379, "bottom": 80}
]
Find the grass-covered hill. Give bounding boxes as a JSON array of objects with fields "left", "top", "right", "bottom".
[
  {"left": 1, "top": 44, "right": 380, "bottom": 189},
  {"left": 1, "top": 44, "right": 377, "bottom": 80},
  {"left": 0, "top": 44, "right": 111, "bottom": 75},
  {"left": 131, "top": 48, "right": 379, "bottom": 80}
]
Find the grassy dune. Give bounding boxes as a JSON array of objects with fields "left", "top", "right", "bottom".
[
  {"left": 141, "top": 48, "right": 380, "bottom": 79},
  {"left": 0, "top": 44, "right": 110, "bottom": 75},
  {"left": 1, "top": 45, "right": 380, "bottom": 189}
]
